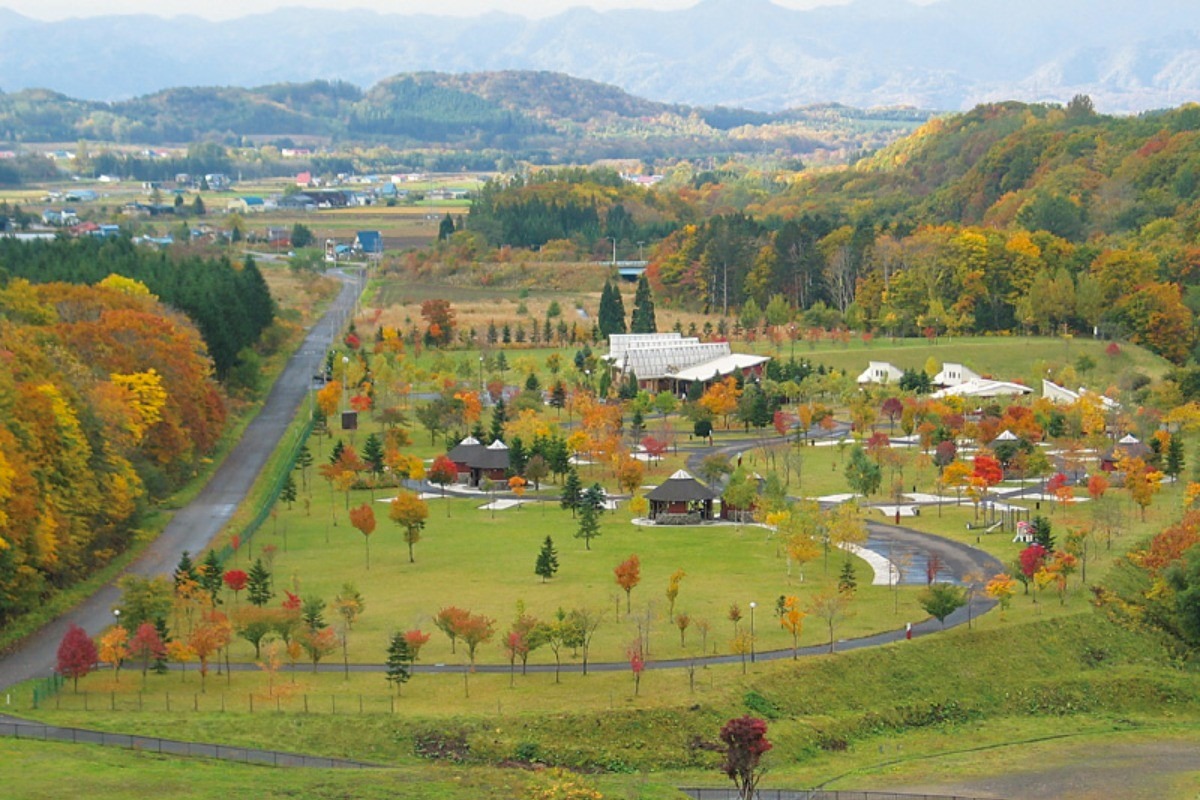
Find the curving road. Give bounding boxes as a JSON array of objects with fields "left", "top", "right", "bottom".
[{"left": 0, "top": 269, "right": 365, "bottom": 692}]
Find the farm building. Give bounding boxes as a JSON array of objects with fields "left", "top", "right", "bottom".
[
  {"left": 929, "top": 378, "right": 1031, "bottom": 400},
  {"left": 603, "top": 333, "right": 769, "bottom": 394},
  {"left": 646, "top": 470, "right": 718, "bottom": 524},
  {"left": 933, "top": 362, "right": 981, "bottom": 387}
]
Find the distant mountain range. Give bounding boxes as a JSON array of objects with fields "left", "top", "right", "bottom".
[{"left": 1, "top": 0, "right": 1198, "bottom": 112}]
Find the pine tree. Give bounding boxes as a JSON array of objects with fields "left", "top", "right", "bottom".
[
  {"left": 575, "top": 502, "right": 601, "bottom": 551},
  {"left": 535, "top": 536, "right": 559, "bottom": 582},
  {"left": 361, "top": 433, "right": 385, "bottom": 478},
  {"left": 200, "top": 550, "right": 224, "bottom": 603},
  {"left": 550, "top": 380, "right": 567, "bottom": 411},
  {"left": 174, "top": 551, "right": 200, "bottom": 589},
  {"left": 281, "top": 472, "right": 298, "bottom": 509},
  {"left": 385, "top": 632, "right": 414, "bottom": 694},
  {"left": 1166, "top": 435, "right": 1185, "bottom": 480},
  {"left": 630, "top": 273, "right": 658, "bottom": 333},
  {"left": 1031, "top": 516, "right": 1055, "bottom": 552},
  {"left": 438, "top": 212, "right": 456, "bottom": 241},
  {"left": 561, "top": 468, "right": 583, "bottom": 517},
  {"left": 295, "top": 443, "right": 313, "bottom": 491},
  {"left": 490, "top": 399, "right": 508, "bottom": 443},
  {"left": 247, "top": 558, "right": 273, "bottom": 607},
  {"left": 837, "top": 560, "right": 857, "bottom": 595},
  {"left": 152, "top": 616, "right": 171, "bottom": 674},
  {"left": 598, "top": 280, "right": 628, "bottom": 338},
  {"left": 330, "top": 439, "right": 345, "bottom": 465}
]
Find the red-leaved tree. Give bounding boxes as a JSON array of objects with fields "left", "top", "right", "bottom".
[
  {"left": 720, "top": 715, "right": 773, "bottom": 800},
  {"left": 56, "top": 623, "right": 98, "bottom": 692},
  {"left": 127, "top": 622, "right": 166, "bottom": 686},
  {"left": 223, "top": 569, "right": 248, "bottom": 607},
  {"left": 404, "top": 629, "right": 431, "bottom": 661},
  {"left": 428, "top": 454, "right": 458, "bottom": 515}
]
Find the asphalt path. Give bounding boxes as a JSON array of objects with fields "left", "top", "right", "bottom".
[{"left": 0, "top": 269, "right": 365, "bottom": 692}]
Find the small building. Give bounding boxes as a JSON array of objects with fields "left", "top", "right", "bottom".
[
  {"left": 227, "top": 196, "right": 265, "bottom": 214},
  {"left": 933, "top": 362, "right": 981, "bottom": 387},
  {"left": 1100, "top": 434, "right": 1153, "bottom": 472},
  {"left": 1042, "top": 379, "right": 1121, "bottom": 411},
  {"left": 446, "top": 437, "right": 511, "bottom": 486},
  {"left": 447, "top": 436, "right": 485, "bottom": 481},
  {"left": 603, "top": 333, "right": 769, "bottom": 394},
  {"left": 354, "top": 230, "right": 383, "bottom": 260},
  {"left": 646, "top": 470, "right": 718, "bottom": 524},
  {"left": 857, "top": 361, "right": 904, "bottom": 386},
  {"left": 929, "top": 378, "right": 1032, "bottom": 400}
]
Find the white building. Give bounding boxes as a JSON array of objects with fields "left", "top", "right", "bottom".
[
  {"left": 933, "top": 362, "right": 982, "bottom": 387},
  {"left": 856, "top": 361, "right": 904, "bottom": 385}
]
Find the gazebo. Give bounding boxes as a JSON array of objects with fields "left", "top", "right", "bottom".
[
  {"left": 1100, "top": 434, "right": 1153, "bottom": 472},
  {"left": 646, "top": 470, "right": 718, "bottom": 524}
]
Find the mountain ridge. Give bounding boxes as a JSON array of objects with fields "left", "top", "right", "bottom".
[{"left": 0, "top": 0, "right": 1198, "bottom": 111}]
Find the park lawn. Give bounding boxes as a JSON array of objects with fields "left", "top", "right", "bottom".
[
  {"left": 228, "top": 488, "right": 922, "bottom": 666},
  {"left": 0, "top": 739, "right": 643, "bottom": 800}
]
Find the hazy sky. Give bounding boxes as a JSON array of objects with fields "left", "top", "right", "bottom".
[{"left": 4, "top": 0, "right": 935, "bottom": 22}]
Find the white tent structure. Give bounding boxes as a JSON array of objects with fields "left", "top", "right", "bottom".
[
  {"left": 930, "top": 378, "right": 1032, "bottom": 400},
  {"left": 857, "top": 361, "right": 904, "bottom": 385}
]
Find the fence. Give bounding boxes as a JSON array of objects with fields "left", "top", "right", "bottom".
[
  {"left": 29, "top": 673, "right": 63, "bottom": 709},
  {"left": 680, "top": 791, "right": 993, "bottom": 800},
  {"left": 0, "top": 720, "right": 373, "bottom": 768},
  {"left": 212, "top": 417, "right": 315, "bottom": 566},
  {"left": 34, "top": 687, "right": 410, "bottom": 716}
]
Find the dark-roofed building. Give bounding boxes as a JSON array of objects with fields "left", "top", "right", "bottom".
[
  {"left": 646, "top": 469, "right": 717, "bottom": 523},
  {"left": 446, "top": 437, "right": 511, "bottom": 486},
  {"left": 1100, "top": 434, "right": 1153, "bottom": 472},
  {"left": 354, "top": 230, "right": 383, "bottom": 260}
]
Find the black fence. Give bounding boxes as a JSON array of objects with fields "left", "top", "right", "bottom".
[
  {"left": 0, "top": 720, "right": 375, "bottom": 769},
  {"left": 680, "top": 790, "right": 993, "bottom": 800}
]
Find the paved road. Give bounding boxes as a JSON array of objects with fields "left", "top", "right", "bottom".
[{"left": 0, "top": 269, "right": 364, "bottom": 692}]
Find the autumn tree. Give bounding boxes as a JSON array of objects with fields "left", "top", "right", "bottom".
[
  {"left": 985, "top": 572, "right": 1017, "bottom": 614},
  {"left": 779, "top": 595, "right": 806, "bottom": 659},
  {"left": 666, "top": 568, "right": 686, "bottom": 617},
  {"left": 459, "top": 611, "right": 496, "bottom": 670},
  {"left": 420, "top": 298, "right": 456, "bottom": 347},
  {"left": 222, "top": 569, "right": 248, "bottom": 608},
  {"left": 56, "top": 623, "right": 97, "bottom": 690},
  {"left": 808, "top": 590, "right": 853, "bottom": 653},
  {"left": 614, "top": 554, "right": 641, "bottom": 614},
  {"left": 434, "top": 606, "right": 470, "bottom": 654},
  {"left": 98, "top": 626, "right": 129, "bottom": 682},
  {"left": 700, "top": 377, "right": 742, "bottom": 429},
  {"left": 428, "top": 454, "right": 457, "bottom": 514},
  {"left": 627, "top": 640, "right": 645, "bottom": 697},
  {"left": 188, "top": 611, "right": 230, "bottom": 693},
  {"left": 720, "top": 716, "right": 772, "bottom": 800},
  {"left": 389, "top": 491, "right": 429, "bottom": 563},
  {"left": 127, "top": 622, "right": 165, "bottom": 686},
  {"left": 348, "top": 502, "right": 377, "bottom": 569}
]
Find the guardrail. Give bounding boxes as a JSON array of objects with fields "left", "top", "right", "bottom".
[{"left": 679, "top": 790, "right": 994, "bottom": 800}]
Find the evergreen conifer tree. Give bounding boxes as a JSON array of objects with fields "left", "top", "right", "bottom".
[
  {"left": 153, "top": 616, "right": 171, "bottom": 674},
  {"left": 598, "top": 280, "right": 628, "bottom": 338},
  {"left": 535, "top": 536, "right": 559, "bottom": 582},
  {"left": 361, "top": 433, "right": 385, "bottom": 477},
  {"left": 385, "top": 632, "right": 414, "bottom": 694},
  {"left": 561, "top": 468, "right": 583, "bottom": 517},
  {"left": 200, "top": 550, "right": 224, "bottom": 603},
  {"left": 281, "top": 472, "right": 298, "bottom": 508},
  {"left": 575, "top": 502, "right": 601, "bottom": 550},
  {"left": 490, "top": 399, "right": 508, "bottom": 443},
  {"left": 174, "top": 551, "right": 200, "bottom": 589},
  {"left": 247, "top": 558, "right": 273, "bottom": 607},
  {"left": 630, "top": 273, "right": 658, "bottom": 333}
]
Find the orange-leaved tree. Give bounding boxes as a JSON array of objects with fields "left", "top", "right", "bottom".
[
  {"left": 389, "top": 491, "right": 429, "bottom": 563},
  {"left": 614, "top": 554, "right": 641, "bottom": 614},
  {"left": 348, "top": 502, "right": 377, "bottom": 569}
]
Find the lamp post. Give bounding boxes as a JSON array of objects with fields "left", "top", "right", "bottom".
[
  {"left": 636, "top": 241, "right": 645, "bottom": 262},
  {"left": 607, "top": 236, "right": 617, "bottom": 266},
  {"left": 748, "top": 601, "right": 757, "bottom": 663},
  {"left": 113, "top": 608, "right": 121, "bottom": 629},
  {"left": 479, "top": 355, "right": 485, "bottom": 402},
  {"left": 341, "top": 355, "right": 350, "bottom": 412}
]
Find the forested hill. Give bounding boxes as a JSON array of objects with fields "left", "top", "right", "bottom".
[
  {"left": 622, "top": 100, "right": 1200, "bottom": 365},
  {"left": 0, "top": 71, "right": 929, "bottom": 162}
]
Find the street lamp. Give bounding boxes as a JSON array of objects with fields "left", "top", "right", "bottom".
[
  {"left": 748, "top": 601, "right": 757, "bottom": 663},
  {"left": 341, "top": 355, "right": 350, "bottom": 412},
  {"left": 479, "top": 355, "right": 485, "bottom": 402},
  {"left": 607, "top": 236, "right": 617, "bottom": 266},
  {"left": 636, "top": 241, "right": 645, "bottom": 262}
]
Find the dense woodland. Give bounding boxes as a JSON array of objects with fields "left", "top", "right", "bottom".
[
  {"left": 0, "top": 278, "right": 228, "bottom": 624},
  {"left": 462, "top": 100, "right": 1200, "bottom": 366},
  {"left": 0, "top": 238, "right": 275, "bottom": 378}
]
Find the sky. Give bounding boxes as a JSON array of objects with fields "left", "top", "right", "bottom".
[{"left": 3, "top": 0, "right": 934, "bottom": 22}]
